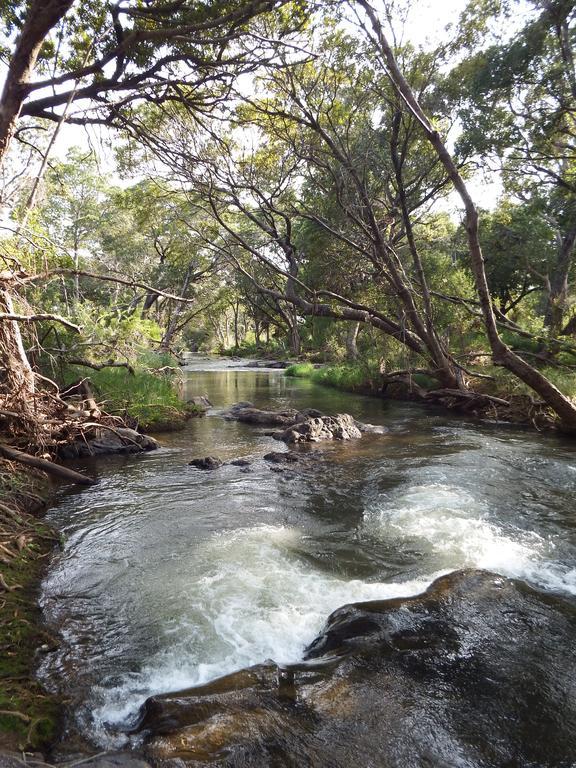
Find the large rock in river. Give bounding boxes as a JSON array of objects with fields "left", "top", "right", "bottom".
[
  {"left": 59, "top": 427, "right": 158, "bottom": 459},
  {"left": 136, "top": 570, "right": 576, "bottom": 767},
  {"left": 224, "top": 402, "right": 303, "bottom": 427},
  {"left": 275, "top": 413, "right": 362, "bottom": 443}
]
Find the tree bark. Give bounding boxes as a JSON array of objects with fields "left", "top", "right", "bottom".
[
  {"left": 359, "top": 0, "right": 576, "bottom": 431},
  {"left": 346, "top": 321, "right": 360, "bottom": 360},
  {"left": 0, "top": 443, "right": 95, "bottom": 485},
  {"left": 0, "top": 0, "right": 74, "bottom": 167},
  {"left": 544, "top": 224, "right": 576, "bottom": 335},
  {"left": 0, "top": 289, "right": 36, "bottom": 402},
  {"left": 0, "top": 0, "right": 75, "bottom": 409}
]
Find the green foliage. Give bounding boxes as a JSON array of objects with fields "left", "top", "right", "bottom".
[
  {"left": 61, "top": 359, "right": 188, "bottom": 431},
  {"left": 287, "top": 359, "right": 383, "bottom": 393},
  {"left": 310, "top": 361, "right": 382, "bottom": 392},
  {"left": 285, "top": 362, "right": 315, "bottom": 377}
]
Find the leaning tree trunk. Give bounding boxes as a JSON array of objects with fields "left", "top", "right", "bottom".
[
  {"left": 0, "top": 288, "right": 35, "bottom": 400},
  {"left": 0, "top": 0, "right": 75, "bottom": 407},
  {"left": 360, "top": 0, "right": 576, "bottom": 431}
]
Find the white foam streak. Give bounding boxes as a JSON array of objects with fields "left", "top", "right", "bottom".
[
  {"left": 364, "top": 483, "right": 576, "bottom": 595},
  {"left": 88, "top": 525, "right": 432, "bottom": 746}
]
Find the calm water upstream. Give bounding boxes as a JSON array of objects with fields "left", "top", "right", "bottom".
[{"left": 39, "top": 359, "right": 576, "bottom": 750}]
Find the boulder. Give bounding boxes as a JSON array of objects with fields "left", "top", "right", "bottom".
[
  {"left": 225, "top": 403, "right": 303, "bottom": 427},
  {"left": 188, "top": 456, "right": 223, "bottom": 470},
  {"left": 187, "top": 395, "right": 212, "bottom": 410},
  {"left": 229, "top": 458, "right": 252, "bottom": 467},
  {"left": 136, "top": 570, "right": 576, "bottom": 767},
  {"left": 58, "top": 427, "right": 159, "bottom": 459},
  {"left": 225, "top": 405, "right": 385, "bottom": 443},
  {"left": 275, "top": 413, "right": 362, "bottom": 444},
  {"left": 263, "top": 451, "right": 299, "bottom": 464}
]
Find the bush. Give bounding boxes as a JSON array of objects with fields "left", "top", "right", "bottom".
[{"left": 286, "top": 360, "right": 382, "bottom": 393}]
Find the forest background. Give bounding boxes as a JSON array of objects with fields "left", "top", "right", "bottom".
[{"left": 0, "top": 0, "right": 575, "bottom": 442}]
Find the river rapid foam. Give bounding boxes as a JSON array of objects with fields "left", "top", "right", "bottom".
[{"left": 39, "top": 365, "right": 576, "bottom": 750}]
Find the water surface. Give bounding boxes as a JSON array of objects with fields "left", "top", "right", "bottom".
[{"left": 40, "top": 359, "right": 576, "bottom": 747}]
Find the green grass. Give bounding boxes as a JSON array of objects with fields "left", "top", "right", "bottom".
[
  {"left": 287, "top": 360, "right": 382, "bottom": 393},
  {"left": 63, "top": 361, "right": 190, "bottom": 431},
  {"left": 285, "top": 362, "right": 315, "bottom": 377}
]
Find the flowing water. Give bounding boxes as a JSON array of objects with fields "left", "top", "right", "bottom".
[{"left": 39, "top": 359, "right": 576, "bottom": 751}]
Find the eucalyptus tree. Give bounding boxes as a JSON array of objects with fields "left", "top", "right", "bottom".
[
  {"left": 447, "top": 0, "right": 576, "bottom": 335},
  {"left": 356, "top": 0, "right": 576, "bottom": 429},
  {"left": 181, "top": 26, "right": 470, "bottom": 387},
  {"left": 0, "top": 0, "right": 303, "bottom": 434}
]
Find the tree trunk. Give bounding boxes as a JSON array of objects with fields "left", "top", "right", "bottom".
[
  {"left": 544, "top": 224, "right": 576, "bottom": 335},
  {"left": 346, "top": 321, "right": 360, "bottom": 360},
  {"left": 0, "top": 0, "right": 74, "bottom": 166},
  {"left": 159, "top": 265, "right": 194, "bottom": 350},
  {"left": 233, "top": 302, "right": 240, "bottom": 348},
  {"left": 0, "top": 0, "right": 74, "bottom": 410},
  {"left": 0, "top": 288, "right": 36, "bottom": 405},
  {"left": 289, "top": 318, "right": 301, "bottom": 356},
  {"left": 359, "top": 0, "right": 576, "bottom": 430}
]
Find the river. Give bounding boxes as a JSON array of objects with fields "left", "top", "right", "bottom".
[{"left": 39, "top": 358, "right": 576, "bottom": 756}]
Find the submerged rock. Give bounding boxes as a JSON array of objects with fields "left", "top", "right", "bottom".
[
  {"left": 228, "top": 458, "right": 252, "bottom": 467},
  {"left": 355, "top": 420, "right": 388, "bottom": 435},
  {"left": 188, "top": 456, "right": 223, "bottom": 470},
  {"left": 59, "top": 427, "right": 158, "bottom": 459},
  {"left": 187, "top": 395, "right": 212, "bottom": 411},
  {"left": 263, "top": 451, "right": 299, "bottom": 464},
  {"left": 136, "top": 570, "right": 576, "bottom": 767},
  {"left": 275, "top": 413, "right": 363, "bottom": 443}
]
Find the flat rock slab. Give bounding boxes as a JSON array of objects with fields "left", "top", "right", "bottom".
[
  {"left": 136, "top": 570, "right": 576, "bottom": 767},
  {"left": 59, "top": 427, "right": 159, "bottom": 459},
  {"left": 224, "top": 403, "right": 303, "bottom": 427}
]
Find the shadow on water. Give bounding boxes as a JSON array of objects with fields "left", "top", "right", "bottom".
[{"left": 39, "top": 361, "right": 576, "bottom": 762}]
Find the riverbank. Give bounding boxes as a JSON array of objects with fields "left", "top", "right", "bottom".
[
  {"left": 0, "top": 463, "right": 61, "bottom": 755},
  {"left": 285, "top": 361, "right": 565, "bottom": 432}
]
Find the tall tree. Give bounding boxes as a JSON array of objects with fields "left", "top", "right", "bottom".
[
  {"left": 357, "top": 0, "right": 576, "bottom": 430},
  {"left": 448, "top": 0, "right": 576, "bottom": 335}
]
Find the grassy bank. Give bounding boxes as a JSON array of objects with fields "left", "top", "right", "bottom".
[
  {"left": 62, "top": 354, "right": 202, "bottom": 432},
  {"left": 0, "top": 465, "right": 61, "bottom": 753},
  {"left": 286, "top": 359, "right": 573, "bottom": 429},
  {"left": 286, "top": 361, "right": 383, "bottom": 393}
]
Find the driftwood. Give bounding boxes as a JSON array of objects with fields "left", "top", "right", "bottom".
[
  {"left": 0, "top": 443, "right": 95, "bottom": 485},
  {"left": 427, "top": 388, "right": 510, "bottom": 407}
]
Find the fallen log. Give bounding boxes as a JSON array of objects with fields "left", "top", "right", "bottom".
[{"left": 0, "top": 443, "right": 96, "bottom": 485}]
